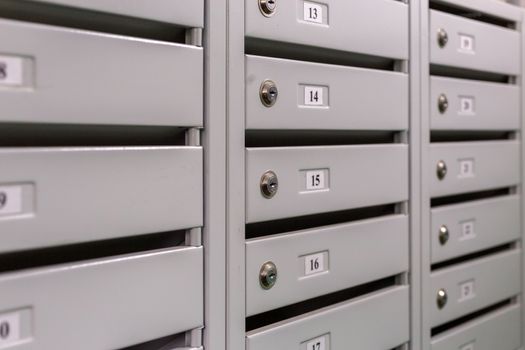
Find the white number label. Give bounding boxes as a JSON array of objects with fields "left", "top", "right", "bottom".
[
  {"left": 459, "top": 34, "right": 475, "bottom": 53},
  {"left": 459, "top": 280, "right": 475, "bottom": 301},
  {"left": 459, "top": 96, "right": 475, "bottom": 115},
  {"left": 458, "top": 159, "right": 475, "bottom": 178},
  {"left": 303, "top": 2, "right": 323, "bottom": 24},
  {"left": 0, "top": 312, "right": 21, "bottom": 346},
  {"left": 461, "top": 221, "right": 476, "bottom": 240},
  {"left": 461, "top": 343, "right": 475, "bottom": 350},
  {"left": 306, "top": 170, "right": 326, "bottom": 190},
  {"left": 306, "top": 336, "right": 326, "bottom": 350},
  {"left": 304, "top": 86, "right": 324, "bottom": 106},
  {"left": 0, "top": 56, "right": 23, "bottom": 86},
  {"left": 304, "top": 253, "right": 325, "bottom": 276},
  {"left": 0, "top": 186, "right": 23, "bottom": 216}
]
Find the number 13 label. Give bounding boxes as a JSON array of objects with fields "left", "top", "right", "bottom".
[
  {"left": 306, "top": 336, "right": 326, "bottom": 350},
  {"left": 303, "top": 2, "right": 324, "bottom": 24}
]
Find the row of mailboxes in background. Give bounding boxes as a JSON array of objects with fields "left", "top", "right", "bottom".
[
  {"left": 0, "top": 1, "right": 205, "bottom": 349},
  {"left": 427, "top": 2, "right": 523, "bottom": 350}
]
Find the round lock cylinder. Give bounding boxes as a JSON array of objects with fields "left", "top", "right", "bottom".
[
  {"left": 260, "top": 170, "right": 279, "bottom": 198},
  {"left": 436, "top": 160, "right": 447, "bottom": 180},
  {"left": 437, "top": 288, "right": 448, "bottom": 309},
  {"left": 258, "top": 0, "right": 277, "bottom": 17},
  {"left": 439, "top": 225, "right": 449, "bottom": 245},
  {"left": 437, "top": 28, "right": 448, "bottom": 48},
  {"left": 438, "top": 94, "right": 449, "bottom": 114},
  {"left": 259, "top": 261, "right": 278, "bottom": 289},
  {"left": 260, "top": 80, "right": 278, "bottom": 107}
]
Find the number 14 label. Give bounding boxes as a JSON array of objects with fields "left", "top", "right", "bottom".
[{"left": 304, "top": 86, "right": 324, "bottom": 106}]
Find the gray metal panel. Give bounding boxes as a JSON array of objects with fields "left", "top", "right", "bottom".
[
  {"left": 246, "top": 145, "right": 408, "bottom": 223},
  {"left": 430, "top": 76, "right": 520, "bottom": 130},
  {"left": 430, "top": 249, "right": 521, "bottom": 327},
  {"left": 246, "top": 215, "right": 409, "bottom": 316},
  {"left": 246, "top": 286, "right": 409, "bottom": 350},
  {"left": 430, "top": 10, "right": 520, "bottom": 75},
  {"left": 245, "top": 0, "right": 408, "bottom": 60},
  {"left": 0, "top": 247, "right": 203, "bottom": 349},
  {"left": 431, "top": 303, "right": 521, "bottom": 350},
  {"left": 431, "top": 195, "right": 521, "bottom": 263},
  {"left": 0, "top": 19, "right": 203, "bottom": 126},
  {"left": 0, "top": 146, "right": 202, "bottom": 253},
  {"left": 429, "top": 141, "right": 520, "bottom": 197},
  {"left": 433, "top": 0, "right": 522, "bottom": 22},
  {"left": 245, "top": 55, "right": 409, "bottom": 130},
  {"left": 27, "top": 0, "right": 204, "bottom": 27}
]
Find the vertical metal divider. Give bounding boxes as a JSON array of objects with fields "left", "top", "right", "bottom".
[
  {"left": 521, "top": 8, "right": 525, "bottom": 350},
  {"left": 226, "top": 0, "right": 247, "bottom": 349},
  {"left": 409, "top": 0, "right": 423, "bottom": 349},
  {"left": 420, "top": 1, "right": 432, "bottom": 350},
  {"left": 203, "top": 0, "right": 227, "bottom": 349}
]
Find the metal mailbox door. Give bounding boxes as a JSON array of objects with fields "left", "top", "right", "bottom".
[
  {"left": 430, "top": 249, "right": 521, "bottom": 327},
  {"left": 246, "top": 55, "right": 408, "bottom": 130},
  {"left": 246, "top": 145, "right": 408, "bottom": 223},
  {"left": 19, "top": 0, "right": 204, "bottom": 27},
  {"left": 246, "top": 0, "right": 408, "bottom": 59},
  {"left": 246, "top": 286, "right": 409, "bottom": 350},
  {"left": 0, "top": 146, "right": 203, "bottom": 253},
  {"left": 0, "top": 247, "right": 203, "bottom": 350},
  {"left": 246, "top": 215, "right": 408, "bottom": 315},
  {"left": 431, "top": 303, "right": 521, "bottom": 350},
  {"left": 430, "top": 141, "right": 520, "bottom": 197},
  {"left": 0, "top": 19, "right": 203, "bottom": 126},
  {"left": 430, "top": 76, "right": 519, "bottom": 130},
  {"left": 431, "top": 195, "right": 520, "bottom": 263},
  {"left": 430, "top": 10, "right": 520, "bottom": 75}
]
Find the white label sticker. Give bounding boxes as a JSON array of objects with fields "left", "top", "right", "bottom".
[
  {"left": 459, "top": 280, "right": 475, "bottom": 302},
  {"left": 461, "top": 342, "right": 475, "bottom": 350},
  {"left": 305, "top": 170, "right": 326, "bottom": 190},
  {"left": 0, "top": 186, "right": 23, "bottom": 216},
  {"left": 304, "top": 86, "right": 324, "bottom": 106},
  {"left": 306, "top": 336, "right": 326, "bottom": 350},
  {"left": 459, "top": 96, "right": 475, "bottom": 115},
  {"left": 458, "top": 159, "right": 475, "bottom": 178},
  {"left": 459, "top": 34, "right": 475, "bottom": 53},
  {"left": 0, "top": 56, "right": 23, "bottom": 86},
  {"left": 304, "top": 252, "right": 325, "bottom": 276},
  {"left": 461, "top": 221, "right": 476, "bottom": 240},
  {"left": 0, "top": 312, "right": 21, "bottom": 346},
  {"left": 303, "top": 2, "right": 323, "bottom": 24}
]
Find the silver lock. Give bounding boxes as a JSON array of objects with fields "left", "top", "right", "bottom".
[
  {"left": 259, "top": 261, "right": 278, "bottom": 289},
  {"left": 260, "top": 170, "right": 278, "bottom": 198},
  {"left": 258, "top": 0, "right": 277, "bottom": 17},
  {"left": 260, "top": 80, "right": 278, "bottom": 107},
  {"left": 437, "top": 288, "right": 448, "bottom": 309},
  {"left": 439, "top": 225, "right": 449, "bottom": 245},
  {"left": 437, "top": 28, "right": 448, "bottom": 48},
  {"left": 438, "top": 94, "right": 448, "bottom": 114},
  {"left": 436, "top": 160, "right": 447, "bottom": 180}
]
